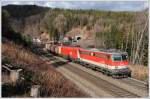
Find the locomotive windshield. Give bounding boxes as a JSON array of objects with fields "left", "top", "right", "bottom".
[
  {"left": 122, "top": 54, "right": 128, "bottom": 61},
  {"left": 113, "top": 55, "right": 122, "bottom": 61},
  {"left": 112, "top": 54, "right": 128, "bottom": 61}
]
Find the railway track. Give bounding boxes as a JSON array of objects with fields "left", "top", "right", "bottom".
[
  {"left": 41, "top": 53, "right": 148, "bottom": 97},
  {"left": 62, "top": 63, "right": 139, "bottom": 97},
  {"left": 73, "top": 58, "right": 148, "bottom": 93},
  {"left": 117, "top": 77, "right": 148, "bottom": 91},
  {"left": 52, "top": 54, "right": 148, "bottom": 93}
]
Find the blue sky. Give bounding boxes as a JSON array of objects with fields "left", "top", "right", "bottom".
[{"left": 1, "top": 0, "right": 149, "bottom": 11}]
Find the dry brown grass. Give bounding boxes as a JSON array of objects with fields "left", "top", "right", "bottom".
[
  {"left": 2, "top": 41, "right": 38, "bottom": 65},
  {"left": 129, "top": 64, "right": 148, "bottom": 81},
  {"left": 2, "top": 41, "right": 88, "bottom": 97}
]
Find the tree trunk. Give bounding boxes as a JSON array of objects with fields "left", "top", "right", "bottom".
[{"left": 132, "top": 21, "right": 148, "bottom": 64}]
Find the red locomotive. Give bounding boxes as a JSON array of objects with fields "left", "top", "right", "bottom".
[{"left": 50, "top": 44, "right": 131, "bottom": 78}]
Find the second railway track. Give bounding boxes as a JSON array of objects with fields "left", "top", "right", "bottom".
[{"left": 117, "top": 77, "right": 148, "bottom": 91}]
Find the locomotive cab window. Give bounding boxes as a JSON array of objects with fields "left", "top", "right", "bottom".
[
  {"left": 112, "top": 54, "right": 122, "bottom": 61},
  {"left": 122, "top": 54, "right": 128, "bottom": 61}
]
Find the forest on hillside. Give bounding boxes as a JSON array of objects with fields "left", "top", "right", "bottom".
[{"left": 2, "top": 5, "right": 148, "bottom": 66}]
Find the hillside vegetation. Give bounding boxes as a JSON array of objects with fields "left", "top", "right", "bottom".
[
  {"left": 2, "top": 39, "right": 88, "bottom": 97},
  {"left": 2, "top": 5, "right": 148, "bottom": 66}
]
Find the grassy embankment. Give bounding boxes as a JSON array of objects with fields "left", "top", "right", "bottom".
[
  {"left": 129, "top": 65, "right": 148, "bottom": 81},
  {"left": 2, "top": 40, "right": 88, "bottom": 97}
]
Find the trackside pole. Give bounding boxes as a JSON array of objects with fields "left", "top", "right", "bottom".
[{"left": 30, "top": 85, "right": 40, "bottom": 97}]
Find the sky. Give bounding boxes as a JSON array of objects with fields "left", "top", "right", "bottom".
[{"left": 1, "top": 0, "right": 149, "bottom": 11}]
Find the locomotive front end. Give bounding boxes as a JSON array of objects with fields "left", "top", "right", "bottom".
[{"left": 110, "top": 53, "right": 132, "bottom": 78}]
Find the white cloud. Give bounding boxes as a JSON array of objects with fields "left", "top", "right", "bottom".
[
  {"left": 12, "top": 1, "right": 20, "bottom": 5},
  {"left": 136, "top": 1, "right": 148, "bottom": 11},
  {"left": 28, "top": 1, "right": 35, "bottom": 5},
  {"left": 44, "top": 2, "right": 55, "bottom": 8},
  {"left": 9, "top": 1, "right": 35, "bottom": 5},
  {"left": 59, "top": 2, "right": 74, "bottom": 9},
  {"left": 143, "top": 1, "right": 148, "bottom": 9},
  {"left": 44, "top": 1, "right": 77, "bottom": 9}
]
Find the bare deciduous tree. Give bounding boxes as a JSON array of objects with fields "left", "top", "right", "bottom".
[{"left": 53, "top": 14, "right": 67, "bottom": 42}]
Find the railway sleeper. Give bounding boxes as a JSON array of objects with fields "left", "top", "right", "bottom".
[
  {"left": 88, "top": 65, "right": 94, "bottom": 69},
  {"left": 91, "top": 67, "right": 97, "bottom": 71},
  {"left": 95, "top": 67, "right": 103, "bottom": 73},
  {"left": 79, "top": 61, "right": 85, "bottom": 65},
  {"left": 82, "top": 62, "right": 90, "bottom": 67},
  {"left": 79, "top": 61, "right": 85, "bottom": 66},
  {"left": 96, "top": 67, "right": 107, "bottom": 74},
  {"left": 106, "top": 71, "right": 111, "bottom": 76},
  {"left": 111, "top": 73, "right": 128, "bottom": 79}
]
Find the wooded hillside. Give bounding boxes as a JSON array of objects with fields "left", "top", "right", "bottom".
[{"left": 2, "top": 5, "right": 148, "bottom": 66}]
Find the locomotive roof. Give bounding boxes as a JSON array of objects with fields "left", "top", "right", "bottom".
[
  {"left": 85, "top": 48, "right": 127, "bottom": 55},
  {"left": 61, "top": 45, "right": 127, "bottom": 55}
]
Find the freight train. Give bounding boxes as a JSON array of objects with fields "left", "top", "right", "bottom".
[{"left": 49, "top": 44, "right": 131, "bottom": 78}]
